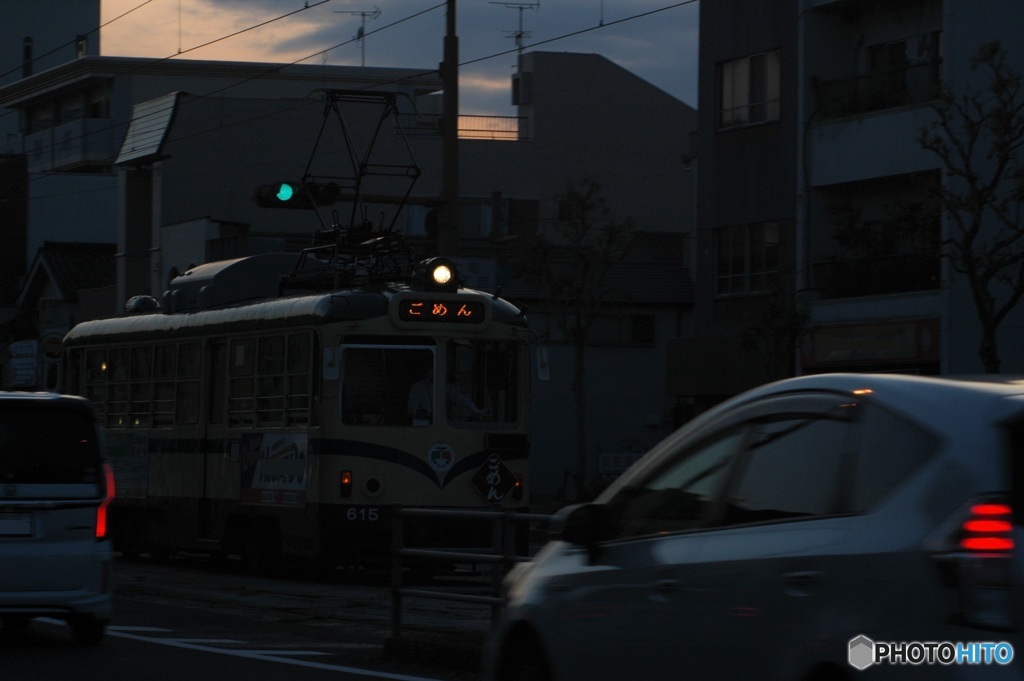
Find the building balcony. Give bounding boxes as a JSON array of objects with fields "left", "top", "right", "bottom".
[
  {"left": 23, "top": 118, "right": 122, "bottom": 173},
  {"left": 396, "top": 114, "right": 528, "bottom": 141},
  {"left": 814, "top": 63, "right": 941, "bottom": 121},
  {"left": 813, "top": 252, "right": 940, "bottom": 299}
]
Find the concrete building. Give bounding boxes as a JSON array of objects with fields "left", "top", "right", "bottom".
[{"left": 674, "top": 0, "right": 1024, "bottom": 413}]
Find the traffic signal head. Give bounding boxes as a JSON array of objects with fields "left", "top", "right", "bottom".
[{"left": 252, "top": 181, "right": 341, "bottom": 208}]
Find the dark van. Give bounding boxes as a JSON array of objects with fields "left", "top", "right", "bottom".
[{"left": 0, "top": 392, "right": 114, "bottom": 644}]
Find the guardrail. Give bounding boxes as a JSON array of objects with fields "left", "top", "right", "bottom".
[{"left": 389, "top": 506, "right": 551, "bottom": 641}]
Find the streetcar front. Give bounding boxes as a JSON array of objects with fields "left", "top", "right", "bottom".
[{"left": 316, "top": 257, "right": 533, "bottom": 563}]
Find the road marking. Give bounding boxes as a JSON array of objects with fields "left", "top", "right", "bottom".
[{"left": 107, "top": 629, "right": 446, "bottom": 681}]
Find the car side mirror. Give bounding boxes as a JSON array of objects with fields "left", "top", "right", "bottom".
[{"left": 551, "top": 503, "right": 615, "bottom": 562}]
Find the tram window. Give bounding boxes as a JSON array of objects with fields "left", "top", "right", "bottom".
[
  {"left": 153, "top": 381, "right": 175, "bottom": 427},
  {"left": 259, "top": 336, "right": 285, "bottom": 374},
  {"left": 446, "top": 341, "right": 519, "bottom": 425},
  {"left": 208, "top": 342, "right": 227, "bottom": 425},
  {"left": 131, "top": 346, "right": 151, "bottom": 380},
  {"left": 286, "top": 333, "right": 313, "bottom": 426},
  {"left": 130, "top": 382, "right": 151, "bottom": 427},
  {"left": 228, "top": 338, "right": 255, "bottom": 426},
  {"left": 109, "top": 383, "right": 128, "bottom": 428},
  {"left": 106, "top": 348, "right": 129, "bottom": 427},
  {"left": 108, "top": 347, "right": 128, "bottom": 383},
  {"left": 288, "top": 334, "right": 311, "bottom": 373},
  {"left": 154, "top": 345, "right": 176, "bottom": 379},
  {"left": 342, "top": 346, "right": 434, "bottom": 426},
  {"left": 176, "top": 381, "right": 199, "bottom": 424},
  {"left": 230, "top": 339, "right": 254, "bottom": 376},
  {"left": 257, "top": 375, "right": 285, "bottom": 426},
  {"left": 85, "top": 349, "right": 105, "bottom": 383},
  {"left": 152, "top": 345, "right": 176, "bottom": 428},
  {"left": 83, "top": 350, "right": 107, "bottom": 416},
  {"left": 178, "top": 343, "right": 201, "bottom": 378}
]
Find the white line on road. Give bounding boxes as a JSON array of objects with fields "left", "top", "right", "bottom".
[{"left": 106, "top": 629, "right": 447, "bottom": 681}]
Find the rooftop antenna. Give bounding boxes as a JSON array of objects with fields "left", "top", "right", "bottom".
[
  {"left": 491, "top": 2, "right": 539, "bottom": 59},
  {"left": 335, "top": 6, "right": 381, "bottom": 67}
]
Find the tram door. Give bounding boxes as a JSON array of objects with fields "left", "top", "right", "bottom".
[{"left": 199, "top": 340, "right": 229, "bottom": 542}]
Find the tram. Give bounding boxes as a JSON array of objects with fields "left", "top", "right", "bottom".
[{"left": 60, "top": 234, "right": 533, "bottom": 568}]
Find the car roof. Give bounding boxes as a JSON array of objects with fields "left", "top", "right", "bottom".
[
  {"left": 599, "top": 373, "right": 1024, "bottom": 501},
  {"left": 0, "top": 391, "right": 96, "bottom": 409},
  {"left": 709, "top": 373, "right": 1024, "bottom": 434}
]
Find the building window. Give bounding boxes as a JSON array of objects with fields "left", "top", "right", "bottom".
[
  {"left": 716, "top": 222, "right": 779, "bottom": 295},
  {"left": 719, "top": 50, "right": 781, "bottom": 128}
]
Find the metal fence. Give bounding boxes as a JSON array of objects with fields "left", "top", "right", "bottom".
[{"left": 389, "top": 506, "right": 551, "bottom": 640}]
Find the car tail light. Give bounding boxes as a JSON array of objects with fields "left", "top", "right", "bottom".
[
  {"left": 929, "top": 496, "right": 1016, "bottom": 630},
  {"left": 96, "top": 462, "right": 115, "bottom": 541},
  {"left": 340, "top": 470, "right": 353, "bottom": 498},
  {"left": 961, "top": 503, "right": 1014, "bottom": 552}
]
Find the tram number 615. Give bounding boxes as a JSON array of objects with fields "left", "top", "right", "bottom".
[{"left": 346, "top": 507, "right": 380, "bottom": 522}]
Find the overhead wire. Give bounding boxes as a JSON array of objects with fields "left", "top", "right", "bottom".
[
  {"left": 6, "top": 0, "right": 697, "bottom": 202},
  {"left": 0, "top": 0, "right": 159, "bottom": 83}
]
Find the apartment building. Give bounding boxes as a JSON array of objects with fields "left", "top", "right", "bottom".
[{"left": 674, "top": 0, "right": 1024, "bottom": 412}]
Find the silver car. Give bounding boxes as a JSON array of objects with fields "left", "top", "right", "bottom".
[
  {"left": 489, "top": 374, "right": 1024, "bottom": 680},
  {"left": 0, "top": 392, "right": 114, "bottom": 644}
]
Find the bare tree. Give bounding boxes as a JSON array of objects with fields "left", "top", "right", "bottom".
[
  {"left": 518, "top": 178, "right": 634, "bottom": 498},
  {"left": 919, "top": 40, "right": 1024, "bottom": 372},
  {"left": 740, "top": 295, "right": 808, "bottom": 383}
]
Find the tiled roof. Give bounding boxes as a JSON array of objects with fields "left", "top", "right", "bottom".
[{"left": 40, "top": 242, "right": 117, "bottom": 302}]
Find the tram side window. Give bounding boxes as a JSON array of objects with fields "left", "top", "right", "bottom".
[
  {"left": 286, "top": 333, "right": 313, "bottom": 426},
  {"left": 130, "top": 346, "right": 152, "bottom": 427},
  {"left": 107, "top": 347, "right": 129, "bottom": 427},
  {"left": 83, "top": 349, "right": 108, "bottom": 420},
  {"left": 175, "top": 343, "right": 201, "bottom": 425},
  {"left": 228, "top": 338, "right": 256, "bottom": 427},
  {"left": 152, "top": 345, "right": 176, "bottom": 427},
  {"left": 257, "top": 336, "right": 285, "bottom": 426},
  {"left": 342, "top": 346, "right": 434, "bottom": 426},
  {"left": 447, "top": 341, "right": 519, "bottom": 425},
  {"left": 225, "top": 333, "right": 314, "bottom": 428}
]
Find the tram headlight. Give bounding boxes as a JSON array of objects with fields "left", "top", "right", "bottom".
[{"left": 413, "top": 257, "right": 459, "bottom": 293}]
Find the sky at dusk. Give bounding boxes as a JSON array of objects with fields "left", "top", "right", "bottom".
[{"left": 100, "top": 0, "right": 700, "bottom": 115}]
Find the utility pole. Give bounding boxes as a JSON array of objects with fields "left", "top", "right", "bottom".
[{"left": 438, "top": 0, "right": 459, "bottom": 256}]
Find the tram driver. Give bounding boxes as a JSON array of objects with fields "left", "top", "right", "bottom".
[{"left": 407, "top": 364, "right": 488, "bottom": 425}]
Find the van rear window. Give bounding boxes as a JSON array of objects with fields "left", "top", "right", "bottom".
[{"left": 0, "top": 407, "right": 102, "bottom": 484}]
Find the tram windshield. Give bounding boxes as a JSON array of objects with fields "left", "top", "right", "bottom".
[{"left": 341, "top": 340, "right": 519, "bottom": 427}]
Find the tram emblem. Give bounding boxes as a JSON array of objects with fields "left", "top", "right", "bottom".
[
  {"left": 472, "top": 453, "right": 517, "bottom": 503},
  {"left": 428, "top": 443, "right": 455, "bottom": 473}
]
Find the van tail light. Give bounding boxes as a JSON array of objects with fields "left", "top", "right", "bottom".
[
  {"left": 928, "top": 496, "right": 1016, "bottom": 630},
  {"left": 340, "top": 470, "right": 353, "bottom": 498},
  {"left": 96, "top": 462, "right": 115, "bottom": 541}
]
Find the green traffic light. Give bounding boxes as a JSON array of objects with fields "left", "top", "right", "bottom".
[{"left": 275, "top": 182, "right": 295, "bottom": 202}]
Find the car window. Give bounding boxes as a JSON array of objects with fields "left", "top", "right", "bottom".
[
  {"left": 722, "top": 414, "right": 848, "bottom": 525},
  {"left": 609, "top": 429, "right": 745, "bottom": 538},
  {"left": 0, "top": 405, "right": 102, "bottom": 484},
  {"left": 848, "top": 402, "right": 937, "bottom": 511}
]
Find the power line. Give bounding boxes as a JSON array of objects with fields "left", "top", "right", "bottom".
[
  {"left": 0, "top": 0, "right": 159, "bottom": 82},
  {"left": 9, "top": 0, "right": 697, "bottom": 202}
]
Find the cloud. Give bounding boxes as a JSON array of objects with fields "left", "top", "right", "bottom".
[{"left": 101, "top": 0, "right": 699, "bottom": 113}]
